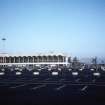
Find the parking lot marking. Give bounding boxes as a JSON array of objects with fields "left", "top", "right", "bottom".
[
  {"left": 92, "top": 79, "right": 96, "bottom": 82},
  {"left": 59, "top": 79, "right": 65, "bottom": 81},
  {"left": 43, "top": 78, "right": 51, "bottom": 81},
  {"left": 10, "top": 83, "right": 28, "bottom": 88},
  {"left": 28, "top": 78, "right": 38, "bottom": 81},
  {"left": 75, "top": 78, "right": 80, "bottom": 82},
  {"left": 55, "top": 84, "right": 66, "bottom": 91},
  {"left": 81, "top": 85, "right": 88, "bottom": 91},
  {"left": 31, "top": 84, "right": 46, "bottom": 90}
]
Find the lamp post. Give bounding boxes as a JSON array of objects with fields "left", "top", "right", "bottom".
[{"left": 2, "top": 38, "right": 6, "bottom": 54}]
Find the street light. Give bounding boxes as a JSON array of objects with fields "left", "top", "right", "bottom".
[{"left": 1, "top": 37, "right": 6, "bottom": 54}]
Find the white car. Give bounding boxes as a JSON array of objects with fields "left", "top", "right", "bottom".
[
  {"left": 72, "top": 72, "right": 78, "bottom": 76},
  {"left": 52, "top": 72, "right": 58, "bottom": 76},
  {"left": 90, "top": 68, "right": 94, "bottom": 71},
  {"left": 33, "top": 72, "right": 39, "bottom": 75},
  {"left": 93, "top": 72, "right": 100, "bottom": 76},
  {"left": 101, "top": 66, "right": 105, "bottom": 71},
  {"left": 1, "top": 68, "right": 5, "bottom": 71},
  {"left": 58, "top": 68, "right": 61, "bottom": 71},
  {"left": 16, "top": 71, "right": 22, "bottom": 75},
  {"left": 68, "top": 68, "right": 72, "bottom": 71},
  {"left": 0, "top": 72, "right": 5, "bottom": 75}
]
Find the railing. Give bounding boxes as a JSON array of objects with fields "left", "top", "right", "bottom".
[{"left": 0, "top": 62, "right": 68, "bottom": 65}]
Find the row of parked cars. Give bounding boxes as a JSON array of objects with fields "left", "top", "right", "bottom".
[{"left": 0, "top": 64, "right": 105, "bottom": 78}]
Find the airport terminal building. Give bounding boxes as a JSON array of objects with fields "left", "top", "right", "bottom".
[{"left": 0, "top": 53, "right": 69, "bottom": 67}]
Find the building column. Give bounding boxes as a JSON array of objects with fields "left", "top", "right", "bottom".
[
  {"left": 9, "top": 57, "right": 11, "bottom": 63},
  {"left": 47, "top": 56, "right": 49, "bottom": 62},
  {"left": 0, "top": 57, "right": 1, "bottom": 63},
  {"left": 62, "top": 56, "right": 64, "bottom": 66},
  {"left": 5, "top": 57, "right": 7, "bottom": 63},
  {"left": 14, "top": 57, "right": 15, "bottom": 63},
  {"left": 66, "top": 57, "right": 68, "bottom": 66},
  {"left": 28, "top": 56, "right": 29, "bottom": 63},
  {"left": 63, "top": 56, "right": 64, "bottom": 62},
  {"left": 41, "top": 56, "right": 43, "bottom": 62},
  {"left": 22, "top": 57, "right": 23, "bottom": 63},
  {"left": 3, "top": 57, "right": 5, "bottom": 63},
  {"left": 18, "top": 57, "right": 20, "bottom": 63},
  {"left": 37, "top": 56, "right": 39, "bottom": 62},
  {"left": 23, "top": 57, "right": 24, "bottom": 63},
  {"left": 42, "top": 56, "right": 43, "bottom": 62},
  {"left": 2, "top": 57, "right": 4, "bottom": 63},
  {"left": 33, "top": 56, "right": 34, "bottom": 63},
  {"left": 3, "top": 57, "right": 4, "bottom": 63},
  {"left": 1, "top": 57, "right": 3, "bottom": 63},
  {"left": 58, "top": 56, "right": 59, "bottom": 62}
]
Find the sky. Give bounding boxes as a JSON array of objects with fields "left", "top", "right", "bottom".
[{"left": 0, "top": 0, "right": 105, "bottom": 57}]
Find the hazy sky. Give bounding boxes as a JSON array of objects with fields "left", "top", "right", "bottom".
[{"left": 0, "top": 0, "right": 105, "bottom": 57}]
